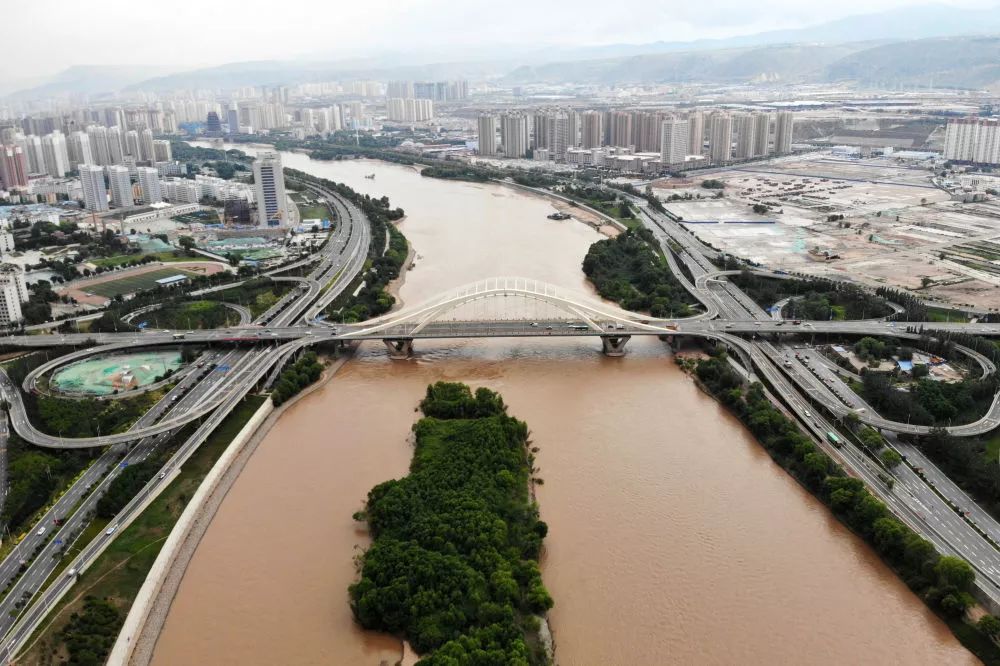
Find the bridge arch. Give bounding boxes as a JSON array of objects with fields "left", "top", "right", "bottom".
[{"left": 343, "top": 277, "right": 673, "bottom": 338}]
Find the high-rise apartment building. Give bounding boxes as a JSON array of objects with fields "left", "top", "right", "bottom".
[
  {"left": 632, "top": 111, "right": 665, "bottom": 153},
  {"left": 68, "top": 131, "right": 94, "bottom": 168},
  {"left": 606, "top": 111, "right": 633, "bottom": 149},
  {"left": 0, "top": 145, "right": 29, "bottom": 189},
  {"left": 581, "top": 111, "right": 603, "bottom": 149},
  {"left": 500, "top": 113, "right": 529, "bottom": 158},
  {"left": 687, "top": 111, "right": 705, "bottom": 155},
  {"left": 550, "top": 115, "right": 572, "bottom": 158},
  {"left": 107, "top": 127, "right": 125, "bottom": 165},
  {"left": 733, "top": 113, "right": 756, "bottom": 160},
  {"left": 387, "top": 81, "right": 415, "bottom": 98},
  {"left": 125, "top": 130, "right": 141, "bottom": 160},
  {"left": 477, "top": 115, "right": 498, "bottom": 157},
  {"left": 0, "top": 264, "right": 28, "bottom": 327},
  {"left": 227, "top": 106, "right": 240, "bottom": 134},
  {"left": 41, "top": 131, "right": 69, "bottom": 177},
  {"left": 752, "top": 113, "right": 771, "bottom": 157},
  {"left": 774, "top": 112, "right": 794, "bottom": 154},
  {"left": 708, "top": 112, "right": 733, "bottom": 163},
  {"left": 87, "top": 126, "right": 112, "bottom": 166},
  {"left": 660, "top": 117, "right": 689, "bottom": 165},
  {"left": 253, "top": 152, "right": 288, "bottom": 226},
  {"left": 25, "top": 135, "right": 45, "bottom": 174},
  {"left": 943, "top": 117, "right": 1000, "bottom": 165},
  {"left": 79, "top": 164, "right": 109, "bottom": 212},
  {"left": 139, "top": 128, "right": 155, "bottom": 162},
  {"left": 107, "top": 165, "right": 133, "bottom": 208},
  {"left": 565, "top": 110, "right": 579, "bottom": 150},
  {"left": 137, "top": 167, "right": 162, "bottom": 204},
  {"left": 386, "top": 99, "right": 434, "bottom": 122},
  {"left": 533, "top": 113, "right": 552, "bottom": 150},
  {"left": 153, "top": 140, "right": 172, "bottom": 162}
]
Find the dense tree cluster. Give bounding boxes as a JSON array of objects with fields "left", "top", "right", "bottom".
[
  {"left": 351, "top": 382, "right": 551, "bottom": 664},
  {"left": 57, "top": 596, "right": 123, "bottom": 666},
  {"left": 36, "top": 392, "right": 162, "bottom": 439},
  {"left": 202, "top": 278, "right": 291, "bottom": 318},
  {"left": 421, "top": 165, "right": 492, "bottom": 182},
  {"left": 1, "top": 432, "right": 92, "bottom": 532},
  {"left": 271, "top": 352, "right": 323, "bottom": 406},
  {"left": 731, "top": 271, "right": 894, "bottom": 320},
  {"left": 854, "top": 336, "right": 897, "bottom": 363},
  {"left": 141, "top": 300, "right": 240, "bottom": 330},
  {"left": 861, "top": 371, "right": 993, "bottom": 426},
  {"left": 695, "top": 355, "right": 976, "bottom": 618},
  {"left": 168, "top": 141, "right": 249, "bottom": 165},
  {"left": 875, "top": 287, "right": 929, "bottom": 321},
  {"left": 582, "top": 228, "right": 693, "bottom": 317},
  {"left": 96, "top": 460, "right": 160, "bottom": 519}
]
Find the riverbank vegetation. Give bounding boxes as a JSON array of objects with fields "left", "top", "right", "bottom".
[
  {"left": 271, "top": 352, "right": 323, "bottom": 406},
  {"left": 583, "top": 228, "right": 694, "bottom": 317},
  {"left": 692, "top": 353, "right": 1000, "bottom": 663},
  {"left": 420, "top": 164, "right": 492, "bottom": 182},
  {"left": 350, "top": 382, "right": 552, "bottom": 663},
  {"left": 57, "top": 596, "right": 122, "bottom": 665},
  {"left": 730, "top": 271, "right": 894, "bottom": 320},
  {"left": 19, "top": 395, "right": 266, "bottom": 665}
]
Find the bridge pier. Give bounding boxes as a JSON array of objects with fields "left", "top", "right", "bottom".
[
  {"left": 383, "top": 338, "right": 414, "bottom": 360},
  {"left": 600, "top": 335, "right": 631, "bottom": 357}
]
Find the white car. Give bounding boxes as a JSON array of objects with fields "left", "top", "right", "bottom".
[
  {"left": 36, "top": 527, "right": 45, "bottom": 536},
  {"left": 105, "top": 524, "right": 119, "bottom": 536}
]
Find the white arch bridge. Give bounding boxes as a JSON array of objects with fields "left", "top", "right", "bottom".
[{"left": 334, "top": 277, "right": 691, "bottom": 357}]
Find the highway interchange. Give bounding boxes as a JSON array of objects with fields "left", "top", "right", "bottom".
[{"left": 2, "top": 173, "right": 1000, "bottom": 658}]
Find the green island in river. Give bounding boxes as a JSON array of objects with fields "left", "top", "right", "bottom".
[{"left": 350, "top": 382, "right": 553, "bottom": 665}]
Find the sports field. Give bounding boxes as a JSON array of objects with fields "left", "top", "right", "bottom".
[{"left": 85, "top": 268, "right": 196, "bottom": 298}]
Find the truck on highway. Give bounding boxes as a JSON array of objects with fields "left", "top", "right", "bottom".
[
  {"left": 172, "top": 333, "right": 186, "bottom": 340},
  {"left": 826, "top": 432, "right": 842, "bottom": 448}
]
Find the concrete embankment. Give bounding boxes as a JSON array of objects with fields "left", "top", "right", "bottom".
[
  {"left": 110, "top": 353, "right": 351, "bottom": 666},
  {"left": 107, "top": 398, "right": 273, "bottom": 665}
]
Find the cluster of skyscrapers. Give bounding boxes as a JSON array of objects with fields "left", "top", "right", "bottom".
[
  {"left": 943, "top": 118, "right": 1000, "bottom": 165},
  {"left": 385, "top": 98, "right": 435, "bottom": 123},
  {"left": 477, "top": 108, "right": 795, "bottom": 168},
  {"left": 0, "top": 126, "right": 172, "bottom": 182},
  {"left": 386, "top": 80, "right": 469, "bottom": 102}
]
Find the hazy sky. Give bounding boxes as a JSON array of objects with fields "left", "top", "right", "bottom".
[{"left": 3, "top": 0, "right": 998, "bottom": 82}]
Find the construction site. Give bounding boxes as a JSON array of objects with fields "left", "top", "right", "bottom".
[{"left": 657, "top": 152, "right": 1000, "bottom": 311}]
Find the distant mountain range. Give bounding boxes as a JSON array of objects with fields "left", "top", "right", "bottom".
[
  {"left": 4, "top": 65, "right": 177, "bottom": 100},
  {"left": 7, "top": 3, "right": 1000, "bottom": 99},
  {"left": 504, "top": 36, "right": 1000, "bottom": 90}
]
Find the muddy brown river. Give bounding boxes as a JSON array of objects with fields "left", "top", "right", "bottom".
[{"left": 151, "top": 148, "right": 977, "bottom": 665}]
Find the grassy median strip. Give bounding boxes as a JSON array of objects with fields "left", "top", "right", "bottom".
[{"left": 17, "top": 395, "right": 266, "bottom": 665}]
